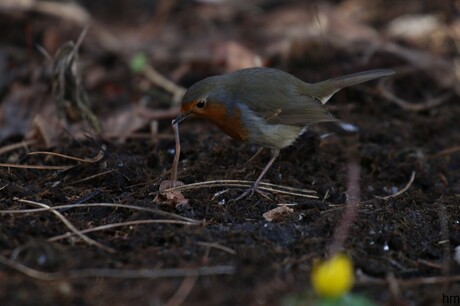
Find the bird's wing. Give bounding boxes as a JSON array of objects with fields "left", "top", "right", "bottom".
[
  {"left": 227, "top": 68, "right": 337, "bottom": 126},
  {"left": 251, "top": 94, "right": 337, "bottom": 126}
]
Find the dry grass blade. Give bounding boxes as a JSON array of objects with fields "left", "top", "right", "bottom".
[
  {"left": 74, "top": 25, "right": 90, "bottom": 51},
  {"left": 52, "top": 27, "right": 101, "bottom": 132},
  {"left": 197, "top": 242, "right": 236, "bottom": 255},
  {"left": 0, "top": 139, "right": 37, "bottom": 156},
  {"left": 164, "top": 275, "right": 198, "bottom": 306},
  {"left": 68, "top": 265, "right": 235, "bottom": 279},
  {"left": 135, "top": 105, "right": 180, "bottom": 120},
  {"left": 70, "top": 169, "right": 116, "bottom": 184},
  {"left": 162, "top": 179, "right": 318, "bottom": 198},
  {"left": 438, "top": 204, "right": 451, "bottom": 281},
  {"left": 329, "top": 161, "right": 360, "bottom": 256},
  {"left": 375, "top": 171, "right": 416, "bottom": 200},
  {"left": 357, "top": 273, "right": 460, "bottom": 287},
  {"left": 0, "top": 255, "right": 56, "bottom": 281},
  {"left": 0, "top": 255, "right": 234, "bottom": 281},
  {"left": 429, "top": 145, "right": 460, "bottom": 158},
  {"left": 27, "top": 148, "right": 105, "bottom": 163},
  {"left": 0, "top": 163, "right": 73, "bottom": 170},
  {"left": 33, "top": 1, "right": 91, "bottom": 24},
  {"left": 1, "top": 202, "right": 201, "bottom": 224},
  {"left": 378, "top": 76, "right": 452, "bottom": 112},
  {"left": 13, "top": 198, "right": 115, "bottom": 253},
  {"left": 48, "top": 219, "right": 199, "bottom": 242},
  {"left": 142, "top": 64, "right": 186, "bottom": 105}
]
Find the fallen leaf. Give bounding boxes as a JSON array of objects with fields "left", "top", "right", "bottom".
[
  {"left": 263, "top": 204, "right": 294, "bottom": 222},
  {"left": 155, "top": 180, "right": 190, "bottom": 208}
]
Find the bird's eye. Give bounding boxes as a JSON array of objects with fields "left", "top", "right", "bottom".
[{"left": 196, "top": 100, "right": 206, "bottom": 109}]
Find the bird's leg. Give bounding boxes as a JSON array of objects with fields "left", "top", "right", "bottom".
[
  {"left": 230, "top": 149, "right": 280, "bottom": 202},
  {"left": 244, "top": 147, "right": 264, "bottom": 165},
  {"left": 252, "top": 149, "right": 280, "bottom": 189}
]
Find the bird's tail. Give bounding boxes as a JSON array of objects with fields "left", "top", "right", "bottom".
[{"left": 308, "top": 69, "right": 394, "bottom": 104}]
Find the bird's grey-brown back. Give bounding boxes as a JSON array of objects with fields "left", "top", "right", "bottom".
[{"left": 215, "top": 68, "right": 336, "bottom": 126}]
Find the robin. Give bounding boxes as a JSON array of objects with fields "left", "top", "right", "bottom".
[{"left": 173, "top": 67, "right": 394, "bottom": 201}]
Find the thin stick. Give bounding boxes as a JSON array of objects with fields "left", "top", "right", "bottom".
[
  {"left": 164, "top": 275, "right": 198, "bottom": 306},
  {"left": 0, "top": 255, "right": 234, "bottom": 281},
  {"left": 36, "top": 44, "right": 53, "bottom": 62},
  {"left": 135, "top": 105, "right": 180, "bottom": 120},
  {"left": 376, "top": 171, "right": 416, "bottom": 200},
  {"left": 48, "top": 219, "right": 199, "bottom": 242},
  {"left": 329, "top": 161, "right": 360, "bottom": 256},
  {"left": 438, "top": 204, "right": 451, "bottom": 286},
  {"left": 74, "top": 25, "right": 89, "bottom": 53},
  {"left": 5, "top": 200, "right": 200, "bottom": 223},
  {"left": 70, "top": 169, "right": 116, "bottom": 184},
  {"left": 0, "top": 163, "right": 73, "bottom": 170},
  {"left": 197, "top": 242, "right": 236, "bottom": 255},
  {"left": 28, "top": 149, "right": 104, "bottom": 163},
  {"left": 170, "top": 122, "right": 181, "bottom": 187},
  {"left": 379, "top": 77, "right": 452, "bottom": 112},
  {"left": 0, "top": 139, "right": 36, "bottom": 156},
  {"left": 162, "top": 180, "right": 318, "bottom": 198},
  {"left": 356, "top": 273, "right": 460, "bottom": 287},
  {"left": 244, "top": 148, "right": 264, "bottom": 165},
  {"left": 429, "top": 145, "right": 460, "bottom": 158},
  {"left": 0, "top": 255, "right": 56, "bottom": 281},
  {"left": 103, "top": 132, "right": 174, "bottom": 140},
  {"left": 163, "top": 180, "right": 316, "bottom": 194},
  {"left": 386, "top": 272, "right": 401, "bottom": 299},
  {"left": 17, "top": 199, "right": 115, "bottom": 253},
  {"left": 143, "top": 65, "right": 186, "bottom": 105}
]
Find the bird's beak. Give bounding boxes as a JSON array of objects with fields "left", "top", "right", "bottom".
[{"left": 172, "top": 112, "right": 192, "bottom": 125}]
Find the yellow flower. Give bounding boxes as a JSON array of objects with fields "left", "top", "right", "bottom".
[{"left": 311, "top": 253, "right": 354, "bottom": 298}]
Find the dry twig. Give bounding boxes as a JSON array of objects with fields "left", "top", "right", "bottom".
[
  {"left": 27, "top": 149, "right": 105, "bottom": 164},
  {"left": 164, "top": 275, "right": 198, "bottom": 306},
  {"left": 135, "top": 105, "right": 181, "bottom": 120},
  {"left": 142, "top": 65, "right": 186, "bottom": 106},
  {"left": 197, "top": 242, "right": 236, "bottom": 255},
  {"left": 162, "top": 180, "right": 318, "bottom": 199},
  {"left": 70, "top": 169, "right": 117, "bottom": 185},
  {"left": 0, "top": 254, "right": 234, "bottom": 281},
  {"left": 52, "top": 26, "right": 101, "bottom": 132},
  {"left": 1, "top": 201, "right": 200, "bottom": 223},
  {"left": 0, "top": 163, "right": 72, "bottom": 170},
  {"left": 379, "top": 76, "right": 452, "bottom": 112},
  {"left": 357, "top": 273, "right": 460, "bottom": 287},
  {"left": 329, "top": 161, "right": 360, "bottom": 256},
  {"left": 438, "top": 204, "right": 451, "bottom": 285},
  {"left": 375, "top": 171, "right": 416, "bottom": 200},
  {"left": 49, "top": 219, "right": 199, "bottom": 242},
  {"left": 0, "top": 139, "right": 37, "bottom": 156},
  {"left": 0, "top": 148, "right": 105, "bottom": 171},
  {"left": 14, "top": 198, "right": 115, "bottom": 253},
  {"left": 429, "top": 145, "right": 460, "bottom": 159}
]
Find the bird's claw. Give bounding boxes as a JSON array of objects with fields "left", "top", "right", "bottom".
[{"left": 228, "top": 186, "right": 272, "bottom": 203}]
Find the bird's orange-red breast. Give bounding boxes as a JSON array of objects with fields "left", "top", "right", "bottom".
[{"left": 173, "top": 67, "right": 394, "bottom": 200}]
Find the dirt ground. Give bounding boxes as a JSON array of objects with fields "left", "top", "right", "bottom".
[{"left": 0, "top": 1, "right": 459, "bottom": 306}]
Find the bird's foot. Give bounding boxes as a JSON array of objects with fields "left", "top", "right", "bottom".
[{"left": 228, "top": 186, "right": 272, "bottom": 203}]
